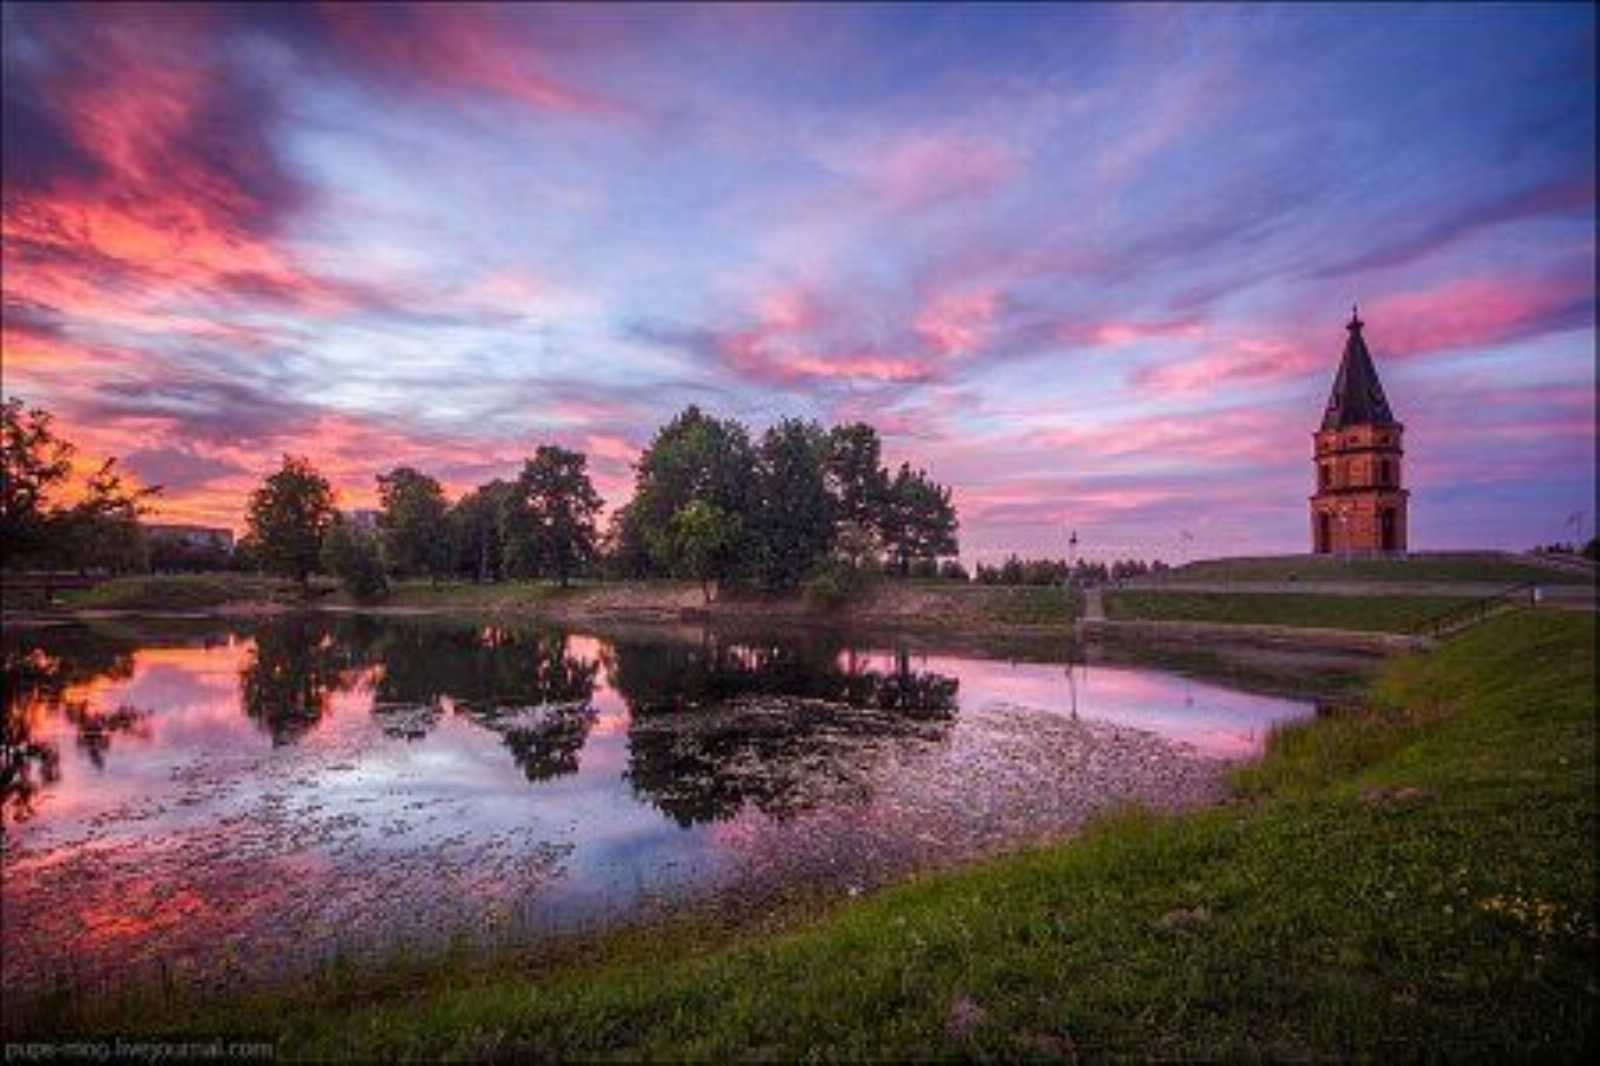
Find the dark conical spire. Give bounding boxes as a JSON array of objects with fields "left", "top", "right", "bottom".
[{"left": 1321, "top": 305, "right": 1397, "bottom": 431}]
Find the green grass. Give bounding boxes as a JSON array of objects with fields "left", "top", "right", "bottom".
[
  {"left": 962, "top": 584, "right": 1081, "bottom": 625},
  {"left": 55, "top": 573, "right": 318, "bottom": 610},
  {"left": 12, "top": 610, "right": 1593, "bottom": 1059},
  {"left": 1162, "top": 552, "right": 1593, "bottom": 585},
  {"left": 346, "top": 577, "right": 574, "bottom": 609},
  {"left": 1106, "top": 590, "right": 1472, "bottom": 633}
]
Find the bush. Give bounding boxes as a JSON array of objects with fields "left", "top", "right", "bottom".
[
  {"left": 321, "top": 519, "right": 388, "bottom": 602},
  {"left": 908, "top": 557, "right": 939, "bottom": 579},
  {"left": 803, "top": 558, "right": 868, "bottom": 610},
  {"left": 938, "top": 559, "right": 969, "bottom": 582}
]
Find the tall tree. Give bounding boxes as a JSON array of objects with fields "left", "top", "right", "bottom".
[
  {"left": 1, "top": 397, "right": 74, "bottom": 564},
  {"left": 666, "top": 499, "right": 742, "bottom": 604},
  {"left": 881, "top": 463, "right": 959, "bottom": 575},
  {"left": 502, "top": 445, "right": 603, "bottom": 587},
  {"left": 375, "top": 466, "right": 450, "bottom": 579},
  {"left": 824, "top": 422, "right": 890, "bottom": 531},
  {"left": 59, "top": 458, "right": 161, "bottom": 573},
  {"left": 246, "top": 455, "right": 336, "bottom": 590},
  {"left": 628, "top": 406, "right": 756, "bottom": 577},
  {"left": 321, "top": 513, "right": 387, "bottom": 602},
  {"left": 752, "top": 418, "right": 835, "bottom": 590},
  {"left": 448, "top": 479, "right": 515, "bottom": 582}
]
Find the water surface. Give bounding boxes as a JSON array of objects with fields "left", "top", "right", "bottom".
[{"left": 2, "top": 614, "right": 1319, "bottom": 1000}]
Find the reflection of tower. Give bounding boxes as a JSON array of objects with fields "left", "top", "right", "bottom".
[{"left": 1064, "top": 640, "right": 1084, "bottom": 720}]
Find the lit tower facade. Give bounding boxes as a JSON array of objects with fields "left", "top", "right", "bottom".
[{"left": 1310, "top": 308, "right": 1408, "bottom": 554}]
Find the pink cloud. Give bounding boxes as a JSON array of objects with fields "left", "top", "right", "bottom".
[
  {"left": 1059, "top": 316, "right": 1205, "bottom": 349},
  {"left": 816, "top": 129, "right": 1020, "bottom": 209},
  {"left": 319, "top": 4, "right": 630, "bottom": 118},
  {"left": 1131, "top": 336, "right": 1318, "bottom": 395},
  {"left": 1363, "top": 274, "right": 1594, "bottom": 358},
  {"left": 914, "top": 288, "right": 1000, "bottom": 357}
]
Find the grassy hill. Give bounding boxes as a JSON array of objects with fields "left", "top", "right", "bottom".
[{"left": 1153, "top": 552, "right": 1593, "bottom": 586}]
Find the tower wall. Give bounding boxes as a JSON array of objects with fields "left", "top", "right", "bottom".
[{"left": 1310, "top": 424, "right": 1408, "bottom": 553}]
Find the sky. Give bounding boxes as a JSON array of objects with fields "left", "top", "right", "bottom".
[{"left": 2, "top": 2, "right": 1594, "bottom": 564}]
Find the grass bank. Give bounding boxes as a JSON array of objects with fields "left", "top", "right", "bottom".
[
  {"left": 14, "top": 610, "right": 1593, "bottom": 1058},
  {"left": 1106, "top": 589, "right": 1468, "bottom": 633},
  {"left": 1157, "top": 551, "right": 1592, "bottom": 585},
  {"left": 54, "top": 573, "right": 323, "bottom": 611}
]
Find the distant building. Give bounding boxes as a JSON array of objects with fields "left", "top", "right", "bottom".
[
  {"left": 143, "top": 523, "right": 235, "bottom": 553},
  {"left": 1310, "top": 308, "right": 1408, "bottom": 554},
  {"left": 345, "top": 509, "right": 381, "bottom": 534}
]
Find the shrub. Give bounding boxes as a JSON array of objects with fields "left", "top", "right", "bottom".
[
  {"left": 321, "top": 518, "right": 388, "bottom": 603},
  {"left": 803, "top": 558, "right": 868, "bottom": 610}
]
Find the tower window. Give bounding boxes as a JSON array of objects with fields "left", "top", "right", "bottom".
[{"left": 1319, "top": 464, "right": 1331, "bottom": 490}]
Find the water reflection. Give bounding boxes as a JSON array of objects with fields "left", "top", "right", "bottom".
[
  {"left": 609, "top": 634, "right": 959, "bottom": 826},
  {"left": 4, "top": 614, "right": 1332, "bottom": 1003},
  {"left": 2, "top": 627, "right": 145, "bottom": 827}
]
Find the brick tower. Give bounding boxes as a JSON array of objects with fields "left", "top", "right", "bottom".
[{"left": 1310, "top": 308, "right": 1408, "bottom": 554}]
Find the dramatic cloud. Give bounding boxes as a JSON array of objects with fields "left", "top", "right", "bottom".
[{"left": 1, "top": 4, "right": 1592, "bottom": 559}]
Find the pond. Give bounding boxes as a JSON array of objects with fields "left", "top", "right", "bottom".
[{"left": 2, "top": 613, "right": 1330, "bottom": 1002}]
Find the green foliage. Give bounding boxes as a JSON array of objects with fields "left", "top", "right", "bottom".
[
  {"left": 824, "top": 422, "right": 889, "bottom": 530},
  {"left": 375, "top": 466, "right": 450, "bottom": 579},
  {"left": 880, "top": 462, "right": 958, "bottom": 575},
  {"left": 938, "top": 559, "right": 969, "bottom": 581},
  {"left": 752, "top": 419, "right": 835, "bottom": 589},
  {"left": 802, "top": 557, "right": 868, "bottom": 610},
  {"left": 447, "top": 479, "right": 514, "bottom": 583},
  {"left": 501, "top": 446, "right": 603, "bottom": 587},
  {"left": 630, "top": 406, "right": 757, "bottom": 577},
  {"left": 665, "top": 499, "right": 742, "bottom": 603},
  {"left": 620, "top": 408, "right": 960, "bottom": 590},
  {"left": 245, "top": 455, "right": 336, "bottom": 588},
  {"left": 321, "top": 516, "right": 388, "bottom": 602}
]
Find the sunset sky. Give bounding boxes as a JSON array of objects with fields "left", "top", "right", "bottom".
[{"left": 3, "top": 2, "right": 1594, "bottom": 563}]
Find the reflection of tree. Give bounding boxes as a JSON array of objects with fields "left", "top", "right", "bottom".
[
  {"left": 2, "top": 627, "right": 141, "bottom": 828},
  {"left": 612, "top": 632, "right": 959, "bottom": 827},
  {"left": 238, "top": 616, "right": 360, "bottom": 746},
  {"left": 353, "top": 621, "right": 600, "bottom": 781}
]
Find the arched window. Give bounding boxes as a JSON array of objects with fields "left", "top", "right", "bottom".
[
  {"left": 1319, "top": 464, "right": 1331, "bottom": 490},
  {"left": 1379, "top": 460, "right": 1392, "bottom": 486}
]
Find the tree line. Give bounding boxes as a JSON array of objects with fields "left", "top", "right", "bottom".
[
  {"left": 973, "top": 555, "right": 1169, "bottom": 586},
  {"left": 240, "top": 404, "right": 959, "bottom": 602}
]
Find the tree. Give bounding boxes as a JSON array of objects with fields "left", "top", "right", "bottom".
[
  {"left": 825, "top": 422, "right": 890, "bottom": 532},
  {"left": 628, "top": 406, "right": 756, "bottom": 577},
  {"left": 752, "top": 418, "right": 835, "bottom": 590},
  {"left": 600, "top": 502, "right": 653, "bottom": 580},
  {"left": 58, "top": 458, "right": 160, "bottom": 573},
  {"left": 666, "top": 499, "right": 742, "bottom": 604},
  {"left": 246, "top": 455, "right": 335, "bottom": 590},
  {"left": 2, "top": 398, "right": 74, "bottom": 565},
  {"left": 375, "top": 466, "right": 450, "bottom": 579},
  {"left": 880, "top": 463, "right": 959, "bottom": 575},
  {"left": 448, "top": 479, "right": 515, "bottom": 582},
  {"left": 502, "top": 446, "right": 603, "bottom": 587},
  {"left": 321, "top": 514, "right": 388, "bottom": 602}
]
